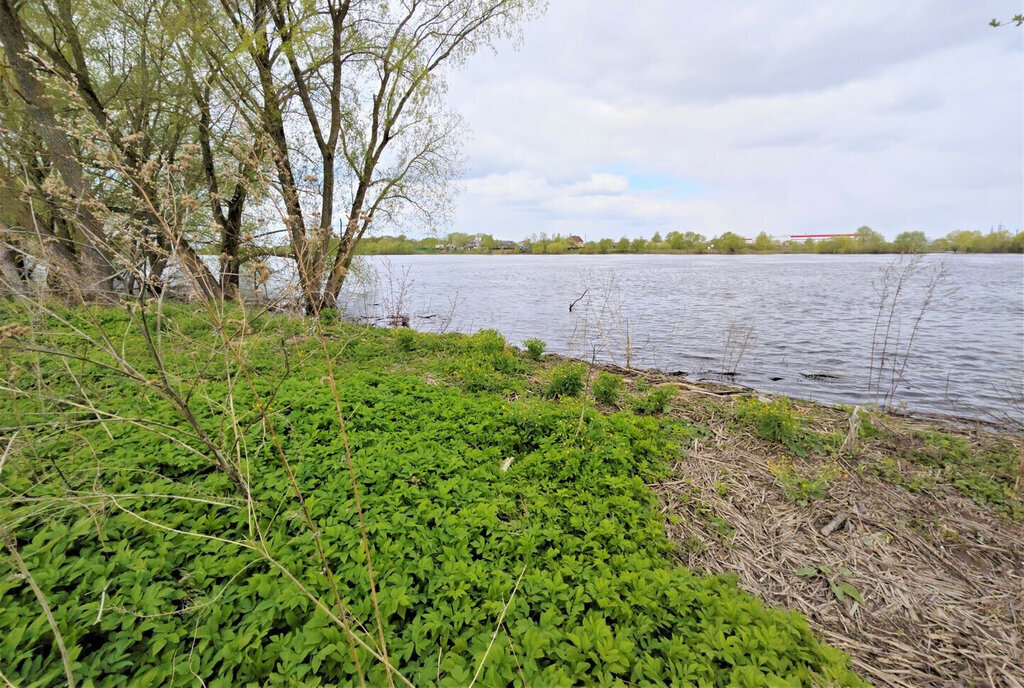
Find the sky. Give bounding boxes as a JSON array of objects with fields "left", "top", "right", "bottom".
[{"left": 441, "top": 1, "right": 1024, "bottom": 241}]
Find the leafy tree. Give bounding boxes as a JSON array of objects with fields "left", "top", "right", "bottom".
[
  {"left": 713, "top": 232, "right": 747, "bottom": 254},
  {"left": 194, "top": 0, "right": 541, "bottom": 310},
  {"left": 854, "top": 226, "right": 888, "bottom": 253},
  {"left": 892, "top": 231, "right": 929, "bottom": 254},
  {"left": 447, "top": 232, "right": 473, "bottom": 250},
  {"left": 0, "top": 0, "right": 123, "bottom": 299},
  {"left": 751, "top": 232, "right": 777, "bottom": 252},
  {"left": 546, "top": 239, "right": 568, "bottom": 254},
  {"left": 675, "top": 231, "right": 708, "bottom": 252}
]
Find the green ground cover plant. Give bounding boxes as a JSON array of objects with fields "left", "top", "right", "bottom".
[
  {"left": 0, "top": 304, "right": 864, "bottom": 686},
  {"left": 544, "top": 363, "right": 586, "bottom": 399},
  {"left": 766, "top": 457, "right": 848, "bottom": 505},
  {"left": 735, "top": 397, "right": 837, "bottom": 457},
  {"left": 906, "top": 431, "right": 1022, "bottom": 519},
  {"left": 592, "top": 372, "right": 622, "bottom": 406},
  {"left": 631, "top": 386, "right": 676, "bottom": 415}
]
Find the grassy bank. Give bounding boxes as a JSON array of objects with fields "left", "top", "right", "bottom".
[{"left": 1, "top": 304, "right": 1018, "bottom": 686}]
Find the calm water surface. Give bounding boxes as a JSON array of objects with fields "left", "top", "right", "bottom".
[{"left": 340, "top": 254, "right": 1023, "bottom": 421}]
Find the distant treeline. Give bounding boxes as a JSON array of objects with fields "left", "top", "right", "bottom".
[{"left": 356, "top": 227, "right": 1024, "bottom": 255}]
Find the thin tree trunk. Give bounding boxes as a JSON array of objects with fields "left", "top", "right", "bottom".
[
  {"left": 218, "top": 210, "right": 243, "bottom": 300},
  {"left": 321, "top": 216, "right": 360, "bottom": 308},
  {"left": 251, "top": 0, "right": 313, "bottom": 307},
  {"left": 195, "top": 82, "right": 246, "bottom": 300}
]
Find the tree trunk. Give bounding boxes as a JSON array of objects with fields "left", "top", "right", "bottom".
[
  {"left": 252, "top": 0, "right": 316, "bottom": 309},
  {"left": 0, "top": 0, "right": 115, "bottom": 302},
  {"left": 195, "top": 82, "right": 245, "bottom": 301},
  {"left": 0, "top": 225, "right": 25, "bottom": 295},
  {"left": 321, "top": 216, "right": 360, "bottom": 309},
  {"left": 219, "top": 214, "right": 242, "bottom": 300}
]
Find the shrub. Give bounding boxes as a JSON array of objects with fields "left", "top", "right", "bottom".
[
  {"left": 632, "top": 385, "right": 676, "bottom": 415},
  {"left": 449, "top": 329, "right": 523, "bottom": 388},
  {"left": 490, "top": 349, "right": 519, "bottom": 374},
  {"left": 450, "top": 356, "right": 505, "bottom": 392},
  {"left": 593, "top": 371, "right": 622, "bottom": 405},
  {"left": 545, "top": 363, "right": 586, "bottom": 398},
  {"left": 738, "top": 397, "right": 800, "bottom": 445},
  {"left": 523, "top": 337, "right": 546, "bottom": 360}
]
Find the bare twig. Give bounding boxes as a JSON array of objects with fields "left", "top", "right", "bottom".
[{"left": 3, "top": 530, "right": 76, "bottom": 688}]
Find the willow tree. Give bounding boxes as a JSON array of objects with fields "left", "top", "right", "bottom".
[
  {"left": 0, "top": 0, "right": 116, "bottom": 299},
  {"left": 1, "top": 0, "right": 542, "bottom": 306},
  {"left": 318, "top": 0, "right": 535, "bottom": 308},
  {"left": 0, "top": 0, "right": 267, "bottom": 301},
  {"left": 206, "top": 0, "right": 541, "bottom": 312}
]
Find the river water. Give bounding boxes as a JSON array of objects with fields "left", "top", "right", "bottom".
[{"left": 271, "top": 253, "right": 1024, "bottom": 421}]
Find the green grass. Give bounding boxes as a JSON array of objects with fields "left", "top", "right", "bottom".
[
  {"left": 906, "top": 431, "right": 1022, "bottom": 519},
  {"left": 0, "top": 303, "right": 865, "bottom": 686},
  {"left": 735, "top": 397, "right": 839, "bottom": 457}
]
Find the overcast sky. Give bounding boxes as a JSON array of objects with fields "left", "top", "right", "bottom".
[{"left": 442, "top": 1, "right": 1024, "bottom": 241}]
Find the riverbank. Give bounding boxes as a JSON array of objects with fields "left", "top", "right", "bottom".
[
  {"left": 349, "top": 227, "right": 1024, "bottom": 256},
  {"left": 562, "top": 358, "right": 1024, "bottom": 686},
  {"left": 1, "top": 304, "right": 1020, "bottom": 685}
]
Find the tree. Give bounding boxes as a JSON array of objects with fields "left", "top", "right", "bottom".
[
  {"left": 545, "top": 239, "right": 568, "bottom": 254},
  {"left": 854, "top": 226, "right": 887, "bottom": 253},
  {"left": 0, "top": 0, "right": 542, "bottom": 306},
  {"left": 751, "top": 232, "right": 776, "bottom": 252},
  {"left": 199, "top": 0, "right": 540, "bottom": 310},
  {"left": 1, "top": 0, "right": 238, "bottom": 300},
  {"left": 447, "top": 232, "right": 472, "bottom": 250},
  {"left": 666, "top": 231, "right": 706, "bottom": 252},
  {"left": 892, "top": 230, "right": 929, "bottom": 254},
  {"left": 319, "top": 0, "right": 541, "bottom": 308},
  {"left": 713, "top": 232, "right": 747, "bottom": 254},
  {"left": 0, "top": 0, "right": 115, "bottom": 299}
]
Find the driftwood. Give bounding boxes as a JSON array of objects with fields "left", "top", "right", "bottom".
[
  {"left": 568, "top": 289, "right": 588, "bottom": 313},
  {"left": 840, "top": 405, "right": 862, "bottom": 455}
]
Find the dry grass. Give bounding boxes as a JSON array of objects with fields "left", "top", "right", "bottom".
[{"left": 643, "top": 385, "right": 1024, "bottom": 688}]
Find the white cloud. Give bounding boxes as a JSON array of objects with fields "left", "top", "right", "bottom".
[
  {"left": 440, "top": 1, "right": 1023, "bottom": 239},
  {"left": 566, "top": 173, "right": 629, "bottom": 196}
]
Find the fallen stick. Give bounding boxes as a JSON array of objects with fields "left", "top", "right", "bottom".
[{"left": 820, "top": 513, "right": 848, "bottom": 537}]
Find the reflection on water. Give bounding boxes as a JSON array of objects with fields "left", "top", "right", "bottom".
[{"left": 268, "top": 253, "right": 1024, "bottom": 421}]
